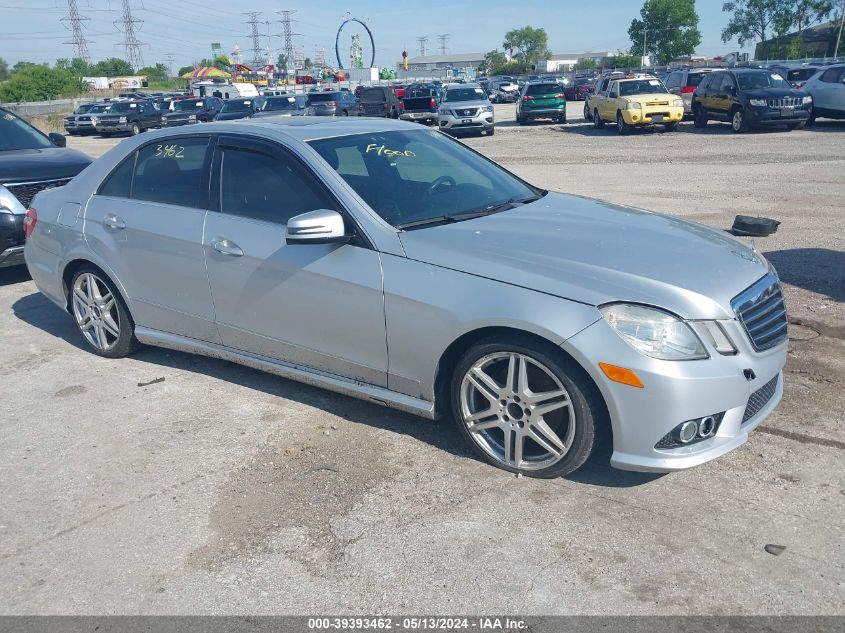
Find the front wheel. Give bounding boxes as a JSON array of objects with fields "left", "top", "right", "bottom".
[
  {"left": 787, "top": 121, "right": 806, "bottom": 130},
  {"left": 130, "top": 123, "right": 140, "bottom": 136},
  {"left": 452, "top": 337, "right": 604, "bottom": 478},
  {"left": 70, "top": 266, "right": 139, "bottom": 358},
  {"left": 664, "top": 122, "right": 678, "bottom": 132},
  {"left": 616, "top": 111, "right": 631, "bottom": 135},
  {"left": 731, "top": 109, "right": 749, "bottom": 133},
  {"left": 693, "top": 106, "right": 708, "bottom": 128}
]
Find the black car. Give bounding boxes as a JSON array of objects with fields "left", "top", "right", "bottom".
[
  {"left": 252, "top": 95, "right": 308, "bottom": 118},
  {"left": 161, "top": 97, "right": 224, "bottom": 127},
  {"left": 0, "top": 108, "right": 90, "bottom": 268},
  {"left": 358, "top": 86, "right": 403, "bottom": 118},
  {"left": 214, "top": 97, "right": 265, "bottom": 121},
  {"left": 692, "top": 69, "right": 812, "bottom": 133},
  {"left": 63, "top": 103, "right": 99, "bottom": 136},
  {"left": 94, "top": 100, "right": 161, "bottom": 137}
]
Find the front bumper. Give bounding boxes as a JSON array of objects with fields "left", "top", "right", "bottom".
[
  {"left": 95, "top": 123, "right": 135, "bottom": 133},
  {"left": 562, "top": 316, "right": 788, "bottom": 473},
  {"left": 746, "top": 106, "right": 810, "bottom": 126},
  {"left": 401, "top": 111, "right": 438, "bottom": 123},
  {"left": 161, "top": 118, "right": 198, "bottom": 127},
  {"left": 622, "top": 106, "right": 684, "bottom": 126},
  {"left": 0, "top": 212, "right": 26, "bottom": 268},
  {"left": 438, "top": 111, "right": 495, "bottom": 133}
]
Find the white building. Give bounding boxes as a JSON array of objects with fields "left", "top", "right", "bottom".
[{"left": 544, "top": 51, "right": 614, "bottom": 72}]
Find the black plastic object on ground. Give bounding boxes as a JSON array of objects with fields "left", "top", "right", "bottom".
[{"left": 731, "top": 215, "right": 781, "bottom": 237}]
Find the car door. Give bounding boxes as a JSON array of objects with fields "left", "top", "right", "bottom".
[
  {"left": 812, "top": 66, "right": 844, "bottom": 112},
  {"left": 203, "top": 134, "right": 388, "bottom": 386},
  {"left": 84, "top": 135, "right": 219, "bottom": 342},
  {"left": 142, "top": 102, "right": 158, "bottom": 129},
  {"left": 712, "top": 73, "right": 736, "bottom": 120},
  {"left": 602, "top": 81, "right": 619, "bottom": 121}
]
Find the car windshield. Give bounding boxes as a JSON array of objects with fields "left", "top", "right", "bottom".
[
  {"left": 89, "top": 105, "right": 110, "bottom": 113},
  {"left": 174, "top": 100, "right": 204, "bottom": 111},
  {"left": 618, "top": 79, "right": 668, "bottom": 96},
  {"left": 108, "top": 102, "right": 141, "bottom": 113},
  {"left": 0, "top": 110, "right": 54, "bottom": 151},
  {"left": 308, "top": 130, "right": 541, "bottom": 229},
  {"left": 575, "top": 78, "right": 591, "bottom": 86},
  {"left": 443, "top": 87, "right": 486, "bottom": 102},
  {"left": 263, "top": 97, "right": 297, "bottom": 111},
  {"left": 75, "top": 104, "right": 94, "bottom": 114},
  {"left": 526, "top": 83, "right": 562, "bottom": 96},
  {"left": 737, "top": 72, "right": 790, "bottom": 90},
  {"left": 221, "top": 100, "right": 253, "bottom": 112},
  {"left": 308, "top": 93, "right": 339, "bottom": 103}
]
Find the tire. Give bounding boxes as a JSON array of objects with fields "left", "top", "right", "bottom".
[
  {"left": 693, "top": 105, "right": 707, "bottom": 129},
  {"left": 664, "top": 122, "right": 678, "bottom": 132},
  {"left": 342, "top": 109, "right": 349, "bottom": 116},
  {"left": 731, "top": 108, "right": 749, "bottom": 133},
  {"left": 69, "top": 265, "right": 139, "bottom": 359},
  {"left": 806, "top": 105, "right": 816, "bottom": 125},
  {"left": 487, "top": 127, "right": 495, "bottom": 136},
  {"left": 558, "top": 114, "right": 567, "bottom": 124},
  {"left": 787, "top": 121, "right": 806, "bottom": 130},
  {"left": 451, "top": 335, "right": 605, "bottom": 478},
  {"left": 593, "top": 109, "right": 605, "bottom": 129},
  {"left": 129, "top": 123, "right": 140, "bottom": 136},
  {"left": 616, "top": 111, "right": 631, "bottom": 135},
  {"left": 583, "top": 103, "right": 592, "bottom": 120},
  {"left": 517, "top": 112, "right": 526, "bottom": 126}
]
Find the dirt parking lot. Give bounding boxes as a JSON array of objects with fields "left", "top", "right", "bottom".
[{"left": 1, "top": 108, "right": 843, "bottom": 615}]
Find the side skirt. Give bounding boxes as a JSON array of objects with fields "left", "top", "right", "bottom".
[{"left": 134, "top": 327, "right": 436, "bottom": 420}]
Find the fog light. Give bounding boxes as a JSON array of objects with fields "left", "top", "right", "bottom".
[
  {"left": 677, "top": 421, "right": 698, "bottom": 444},
  {"left": 698, "top": 416, "right": 716, "bottom": 438}
]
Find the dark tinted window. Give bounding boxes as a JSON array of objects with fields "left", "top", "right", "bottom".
[
  {"left": 720, "top": 74, "right": 736, "bottom": 91},
  {"left": 664, "top": 72, "right": 680, "bottom": 88},
  {"left": 131, "top": 137, "right": 210, "bottom": 208},
  {"left": 308, "top": 92, "right": 340, "bottom": 103},
  {"left": 98, "top": 153, "right": 136, "bottom": 198},
  {"left": 220, "top": 144, "right": 336, "bottom": 225},
  {"left": 820, "top": 67, "right": 843, "bottom": 83},
  {"left": 686, "top": 72, "right": 708, "bottom": 87},
  {"left": 263, "top": 96, "right": 298, "bottom": 111},
  {"left": 0, "top": 110, "right": 53, "bottom": 151},
  {"left": 361, "top": 87, "right": 388, "bottom": 101},
  {"left": 525, "top": 83, "right": 561, "bottom": 96},
  {"left": 786, "top": 68, "right": 818, "bottom": 81},
  {"left": 736, "top": 71, "right": 788, "bottom": 90}
]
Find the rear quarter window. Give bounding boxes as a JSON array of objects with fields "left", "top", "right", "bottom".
[
  {"left": 361, "top": 88, "right": 387, "bottom": 101},
  {"left": 687, "top": 73, "right": 708, "bottom": 87}
]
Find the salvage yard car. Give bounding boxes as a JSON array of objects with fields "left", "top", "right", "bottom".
[
  {"left": 24, "top": 118, "right": 787, "bottom": 478},
  {"left": 1, "top": 107, "right": 90, "bottom": 268},
  {"left": 94, "top": 100, "right": 161, "bottom": 137},
  {"left": 438, "top": 83, "right": 495, "bottom": 136},
  {"left": 591, "top": 75, "right": 685, "bottom": 134},
  {"left": 516, "top": 81, "right": 567, "bottom": 125},
  {"left": 161, "top": 97, "right": 223, "bottom": 127}
]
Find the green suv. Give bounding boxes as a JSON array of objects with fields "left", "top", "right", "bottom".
[{"left": 516, "top": 81, "right": 567, "bottom": 125}]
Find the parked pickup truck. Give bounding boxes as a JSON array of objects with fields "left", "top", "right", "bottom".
[
  {"left": 94, "top": 100, "right": 161, "bottom": 137},
  {"left": 399, "top": 83, "right": 440, "bottom": 125},
  {"left": 589, "top": 74, "right": 684, "bottom": 134},
  {"left": 358, "top": 86, "right": 402, "bottom": 118}
]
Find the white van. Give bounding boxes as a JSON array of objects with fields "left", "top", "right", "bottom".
[{"left": 193, "top": 82, "right": 259, "bottom": 100}]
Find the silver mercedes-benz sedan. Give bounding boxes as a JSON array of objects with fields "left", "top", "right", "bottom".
[{"left": 23, "top": 118, "right": 787, "bottom": 478}]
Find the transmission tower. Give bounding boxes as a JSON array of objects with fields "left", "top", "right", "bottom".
[
  {"left": 244, "top": 12, "right": 264, "bottom": 68},
  {"left": 437, "top": 34, "right": 450, "bottom": 56},
  {"left": 416, "top": 36, "right": 428, "bottom": 57},
  {"left": 315, "top": 46, "right": 326, "bottom": 69},
  {"left": 61, "top": 0, "right": 91, "bottom": 62},
  {"left": 114, "top": 0, "right": 144, "bottom": 70},
  {"left": 277, "top": 10, "right": 298, "bottom": 71}
]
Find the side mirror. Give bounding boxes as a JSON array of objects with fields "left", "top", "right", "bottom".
[
  {"left": 286, "top": 209, "right": 352, "bottom": 245},
  {"left": 49, "top": 132, "right": 67, "bottom": 148}
]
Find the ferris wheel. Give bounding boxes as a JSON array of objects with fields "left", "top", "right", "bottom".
[{"left": 335, "top": 17, "right": 375, "bottom": 69}]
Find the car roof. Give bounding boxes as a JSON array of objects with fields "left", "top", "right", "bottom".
[{"left": 444, "top": 82, "right": 481, "bottom": 88}]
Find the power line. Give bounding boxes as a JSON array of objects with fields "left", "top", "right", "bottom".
[
  {"left": 416, "top": 35, "right": 428, "bottom": 57},
  {"left": 437, "top": 33, "right": 450, "bottom": 56},
  {"left": 115, "top": 0, "right": 145, "bottom": 69},
  {"left": 244, "top": 11, "right": 263, "bottom": 68},
  {"left": 61, "top": 0, "right": 91, "bottom": 61}
]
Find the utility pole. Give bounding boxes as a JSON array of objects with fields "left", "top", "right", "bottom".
[
  {"left": 416, "top": 36, "right": 428, "bottom": 57},
  {"left": 437, "top": 33, "right": 450, "bottom": 56},
  {"left": 165, "top": 52, "right": 176, "bottom": 77},
  {"left": 115, "top": 0, "right": 144, "bottom": 70},
  {"left": 244, "top": 12, "right": 263, "bottom": 68},
  {"left": 642, "top": 28, "right": 648, "bottom": 70},
  {"left": 836, "top": 0, "right": 845, "bottom": 59},
  {"left": 277, "top": 10, "right": 298, "bottom": 71},
  {"left": 61, "top": 0, "right": 91, "bottom": 62}
]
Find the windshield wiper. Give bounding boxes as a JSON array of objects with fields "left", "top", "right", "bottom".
[
  {"left": 395, "top": 216, "right": 457, "bottom": 230},
  {"left": 396, "top": 191, "right": 548, "bottom": 231}
]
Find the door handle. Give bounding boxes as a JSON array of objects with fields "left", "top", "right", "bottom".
[
  {"left": 212, "top": 239, "right": 244, "bottom": 257},
  {"left": 103, "top": 214, "right": 126, "bottom": 229}
]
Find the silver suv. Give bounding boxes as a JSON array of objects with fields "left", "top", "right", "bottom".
[
  {"left": 664, "top": 68, "right": 715, "bottom": 115},
  {"left": 803, "top": 64, "right": 845, "bottom": 122},
  {"left": 438, "top": 83, "right": 495, "bottom": 136}
]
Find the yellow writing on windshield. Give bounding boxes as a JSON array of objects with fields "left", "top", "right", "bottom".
[{"left": 365, "top": 143, "right": 415, "bottom": 157}]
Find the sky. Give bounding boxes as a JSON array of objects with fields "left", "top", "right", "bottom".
[{"left": 1, "top": 0, "right": 754, "bottom": 71}]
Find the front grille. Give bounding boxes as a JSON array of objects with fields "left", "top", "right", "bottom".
[
  {"left": 742, "top": 375, "right": 779, "bottom": 424},
  {"left": 768, "top": 97, "right": 803, "bottom": 108},
  {"left": 455, "top": 108, "right": 479, "bottom": 117},
  {"left": 5, "top": 178, "right": 71, "bottom": 208},
  {"left": 731, "top": 273, "right": 788, "bottom": 351},
  {"left": 645, "top": 101, "right": 670, "bottom": 106},
  {"left": 98, "top": 120, "right": 119, "bottom": 126}
]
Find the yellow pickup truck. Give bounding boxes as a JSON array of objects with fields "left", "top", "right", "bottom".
[{"left": 590, "top": 75, "right": 685, "bottom": 134}]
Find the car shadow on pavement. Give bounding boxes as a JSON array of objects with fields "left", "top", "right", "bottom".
[
  {"left": 766, "top": 248, "right": 845, "bottom": 303},
  {"left": 11, "top": 290, "right": 662, "bottom": 487},
  {"left": 0, "top": 266, "right": 31, "bottom": 286}
]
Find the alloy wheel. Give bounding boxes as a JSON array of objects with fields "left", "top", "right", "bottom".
[
  {"left": 71, "top": 272, "right": 121, "bottom": 351},
  {"left": 459, "top": 352, "right": 576, "bottom": 471},
  {"left": 732, "top": 110, "right": 744, "bottom": 132}
]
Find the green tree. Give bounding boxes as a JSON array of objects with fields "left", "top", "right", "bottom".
[
  {"left": 0, "top": 57, "right": 9, "bottom": 81},
  {"left": 12, "top": 61, "right": 41, "bottom": 74},
  {"left": 788, "top": 0, "right": 833, "bottom": 30},
  {"left": 0, "top": 64, "right": 86, "bottom": 102},
  {"left": 606, "top": 53, "right": 644, "bottom": 69},
  {"left": 574, "top": 58, "right": 598, "bottom": 71},
  {"left": 137, "top": 63, "right": 170, "bottom": 82},
  {"left": 276, "top": 53, "right": 288, "bottom": 69},
  {"left": 502, "top": 26, "right": 552, "bottom": 70},
  {"left": 303, "top": 57, "right": 313, "bottom": 69},
  {"left": 481, "top": 50, "right": 508, "bottom": 74},
  {"left": 55, "top": 57, "right": 92, "bottom": 77},
  {"left": 721, "top": 0, "right": 793, "bottom": 46},
  {"left": 90, "top": 58, "right": 134, "bottom": 76},
  {"left": 212, "top": 55, "right": 230, "bottom": 68},
  {"left": 628, "top": 0, "right": 702, "bottom": 65},
  {"left": 177, "top": 65, "right": 194, "bottom": 77}
]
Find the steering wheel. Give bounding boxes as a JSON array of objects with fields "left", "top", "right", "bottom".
[{"left": 427, "top": 175, "right": 456, "bottom": 197}]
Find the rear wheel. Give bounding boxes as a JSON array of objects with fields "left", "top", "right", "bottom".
[
  {"left": 557, "top": 114, "right": 567, "bottom": 124},
  {"left": 517, "top": 112, "right": 526, "bottom": 125},
  {"left": 451, "top": 336, "right": 604, "bottom": 478},
  {"left": 731, "top": 108, "right": 749, "bottom": 133},
  {"left": 70, "top": 266, "right": 139, "bottom": 359},
  {"left": 583, "top": 103, "right": 592, "bottom": 120},
  {"left": 693, "top": 105, "right": 708, "bottom": 128},
  {"left": 616, "top": 111, "right": 631, "bottom": 135}
]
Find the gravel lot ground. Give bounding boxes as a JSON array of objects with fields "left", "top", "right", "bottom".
[{"left": 1, "top": 108, "right": 843, "bottom": 615}]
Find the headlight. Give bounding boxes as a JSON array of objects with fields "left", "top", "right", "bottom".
[
  {"left": 484, "top": 105, "right": 494, "bottom": 112},
  {"left": 626, "top": 102, "right": 641, "bottom": 110},
  {"left": 673, "top": 99, "right": 684, "bottom": 108},
  {"left": 749, "top": 99, "right": 767, "bottom": 107},
  {"left": 803, "top": 95, "right": 813, "bottom": 105},
  {"left": 188, "top": 114, "right": 197, "bottom": 120},
  {"left": 119, "top": 116, "right": 127, "bottom": 123},
  {"left": 600, "top": 303, "right": 708, "bottom": 361},
  {"left": 91, "top": 117, "right": 98, "bottom": 124}
]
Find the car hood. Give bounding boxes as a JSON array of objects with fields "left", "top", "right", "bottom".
[
  {"left": 398, "top": 193, "right": 769, "bottom": 320},
  {"left": 164, "top": 112, "right": 196, "bottom": 118},
  {"left": 743, "top": 88, "right": 807, "bottom": 98},
  {"left": 441, "top": 100, "right": 490, "bottom": 109},
  {"left": 0, "top": 147, "right": 91, "bottom": 183},
  {"left": 216, "top": 111, "right": 252, "bottom": 120},
  {"left": 623, "top": 92, "right": 677, "bottom": 102}
]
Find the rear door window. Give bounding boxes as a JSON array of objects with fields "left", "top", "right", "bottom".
[
  {"left": 820, "top": 67, "right": 844, "bottom": 83},
  {"left": 687, "top": 73, "right": 708, "bottom": 87},
  {"left": 131, "top": 137, "right": 211, "bottom": 209}
]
